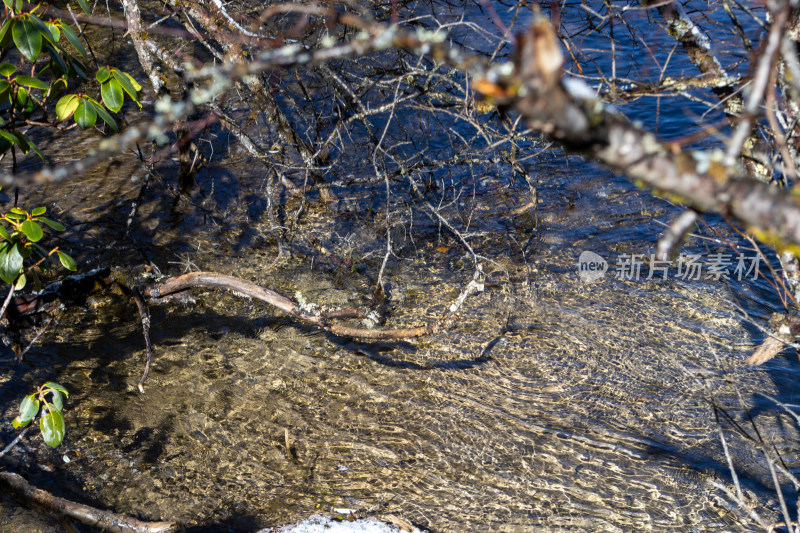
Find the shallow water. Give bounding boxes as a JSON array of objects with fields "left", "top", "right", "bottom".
[
  {"left": 1, "top": 156, "right": 797, "bottom": 532},
  {"left": 1, "top": 1, "right": 797, "bottom": 532}
]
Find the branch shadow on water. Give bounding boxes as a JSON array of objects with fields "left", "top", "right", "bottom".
[{"left": 327, "top": 325, "right": 502, "bottom": 371}]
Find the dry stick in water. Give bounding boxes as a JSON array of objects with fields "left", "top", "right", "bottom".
[
  {"left": 145, "top": 271, "right": 483, "bottom": 341},
  {"left": 131, "top": 287, "right": 153, "bottom": 393},
  {"left": 0, "top": 471, "right": 181, "bottom": 533}
]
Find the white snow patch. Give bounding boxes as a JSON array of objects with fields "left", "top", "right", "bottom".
[{"left": 259, "top": 514, "right": 426, "bottom": 533}]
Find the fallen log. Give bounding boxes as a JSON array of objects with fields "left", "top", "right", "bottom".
[{"left": 0, "top": 471, "right": 181, "bottom": 533}]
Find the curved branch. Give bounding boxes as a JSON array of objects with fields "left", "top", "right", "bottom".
[
  {"left": 145, "top": 270, "right": 484, "bottom": 340},
  {"left": 145, "top": 272, "right": 431, "bottom": 339}
]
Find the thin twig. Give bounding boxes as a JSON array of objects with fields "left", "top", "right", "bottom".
[
  {"left": 0, "top": 285, "right": 16, "bottom": 322},
  {"left": 714, "top": 406, "right": 743, "bottom": 502},
  {"left": 0, "top": 424, "right": 31, "bottom": 461},
  {"left": 131, "top": 288, "right": 153, "bottom": 393},
  {"left": 16, "top": 318, "right": 55, "bottom": 362}
]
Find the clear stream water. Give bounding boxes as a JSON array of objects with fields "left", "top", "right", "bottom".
[{"left": 1, "top": 2, "right": 798, "bottom": 532}]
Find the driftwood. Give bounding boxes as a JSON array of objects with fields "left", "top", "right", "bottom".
[
  {"left": 144, "top": 270, "right": 483, "bottom": 340},
  {"left": 746, "top": 316, "right": 800, "bottom": 365},
  {"left": 132, "top": 269, "right": 482, "bottom": 390},
  {"left": 0, "top": 471, "right": 181, "bottom": 533},
  {"left": 0, "top": 266, "right": 483, "bottom": 391}
]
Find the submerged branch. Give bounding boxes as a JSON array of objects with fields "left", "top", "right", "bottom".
[
  {"left": 0, "top": 471, "right": 180, "bottom": 533},
  {"left": 144, "top": 271, "right": 482, "bottom": 340},
  {"left": 131, "top": 288, "right": 154, "bottom": 393}
]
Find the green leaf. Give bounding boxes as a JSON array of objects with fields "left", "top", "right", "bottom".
[
  {"left": 30, "top": 242, "right": 47, "bottom": 259},
  {"left": 0, "top": 225, "right": 12, "bottom": 241},
  {"left": 76, "top": 0, "right": 90, "bottom": 15},
  {"left": 40, "top": 409, "right": 64, "bottom": 447},
  {"left": 58, "top": 22, "right": 85, "bottom": 57},
  {"left": 32, "top": 268, "right": 41, "bottom": 292},
  {"left": 27, "top": 14, "right": 55, "bottom": 45},
  {"left": 111, "top": 69, "right": 140, "bottom": 106},
  {"left": 13, "top": 394, "right": 39, "bottom": 428},
  {"left": 51, "top": 77, "right": 68, "bottom": 93},
  {"left": 74, "top": 98, "right": 97, "bottom": 129},
  {"left": 0, "top": 130, "right": 20, "bottom": 148},
  {"left": 19, "top": 393, "right": 39, "bottom": 419},
  {"left": 38, "top": 217, "right": 65, "bottom": 231},
  {"left": 0, "top": 19, "right": 12, "bottom": 49},
  {"left": 96, "top": 66, "right": 110, "bottom": 83},
  {"left": 20, "top": 220, "right": 43, "bottom": 242},
  {"left": 10, "top": 131, "right": 31, "bottom": 154},
  {"left": 44, "top": 42, "right": 68, "bottom": 76},
  {"left": 67, "top": 56, "right": 88, "bottom": 81},
  {"left": 9, "top": 207, "right": 24, "bottom": 215},
  {"left": 122, "top": 71, "right": 142, "bottom": 92},
  {"left": 31, "top": 206, "right": 46, "bottom": 216},
  {"left": 0, "top": 130, "right": 29, "bottom": 153},
  {"left": 47, "top": 22, "right": 60, "bottom": 43},
  {"left": 101, "top": 78, "right": 123, "bottom": 112},
  {"left": 14, "top": 132, "right": 29, "bottom": 153},
  {"left": 55, "top": 94, "right": 79, "bottom": 120},
  {"left": 12, "top": 19, "right": 42, "bottom": 62},
  {"left": 0, "top": 63, "right": 16, "bottom": 77},
  {"left": 28, "top": 139, "right": 43, "bottom": 160},
  {"left": 15, "top": 86, "right": 34, "bottom": 114},
  {"left": 15, "top": 74, "right": 49, "bottom": 91},
  {"left": 50, "top": 390, "right": 63, "bottom": 411},
  {"left": 56, "top": 250, "right": 76, "bottom": 271},
  {"left": 88, "top": 99, "right": 117, "bottom": 131},
  {"left": 0, "top": 242, "right": 23, "bottom": 283},
  {"left": 43, "top": 382, "right": 68, "bottom": 398},
  {"left": 3, "top": 210, "right": 25, "bottom": 220},
  {"left": 14, "top": 271, "right": 25, "bottom": 290},
  {"left": 2, "top": 0, "right": 14, "bottom": 12}
]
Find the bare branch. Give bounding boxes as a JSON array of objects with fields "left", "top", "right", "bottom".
[{"left": 0, "top": 471, "right": 181, "bottom": 533}]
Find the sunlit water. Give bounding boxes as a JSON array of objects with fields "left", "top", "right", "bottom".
[{"left": 1, "top": 2, "right": 797, "bottom": 533}]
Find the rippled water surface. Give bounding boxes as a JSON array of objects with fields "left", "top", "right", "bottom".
[
  {"left": 1, "top": 2, "right": 798, "bottom": 532},
  {"left": 1, "top": 154, "right": 797, "bottom": 533}
]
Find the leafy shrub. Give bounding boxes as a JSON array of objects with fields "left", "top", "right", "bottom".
[{"left": 12, "top": 381, "right": 68, "bottom": 447}]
